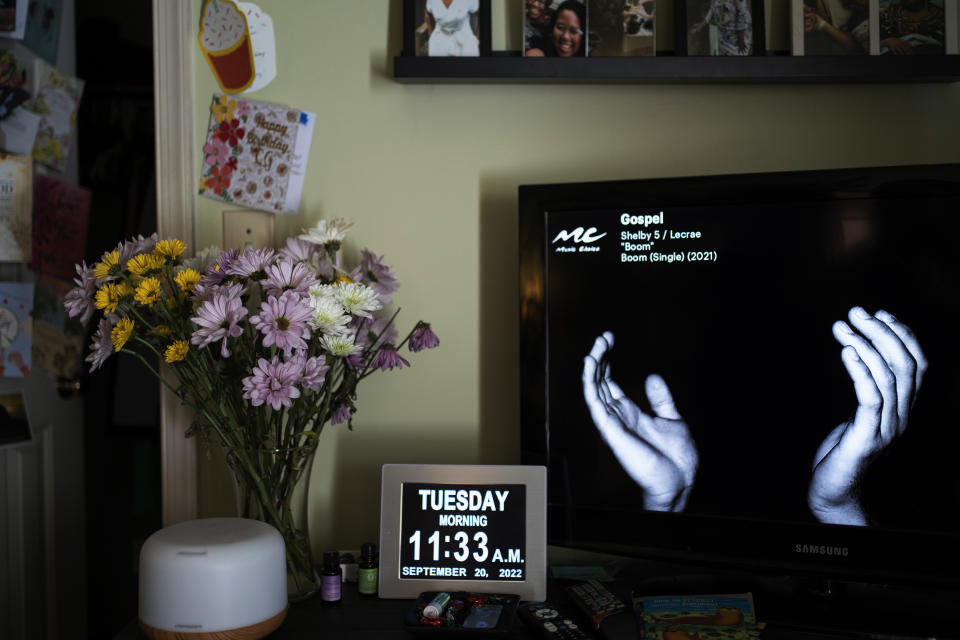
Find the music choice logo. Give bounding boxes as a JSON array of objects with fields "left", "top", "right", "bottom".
[
  {"left": 552, "top": 227, "right": 606, "bottom": 253},
  {"left": 552, "top": 227, "right": 606, "bottom": 244}
]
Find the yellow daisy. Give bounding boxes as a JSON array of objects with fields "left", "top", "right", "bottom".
[
  {"left": 127, "top": 253, "right": 166, "bottom": 276},
  {"left": 134, "top": 278, "right": 163, "bottom": 306},
  {"left": 93, "top": 250, "right": 120, "bottom": 281},
  {"left": 334, "top": 273, "right": 354, "bottom": 285},
  {"left": 164, "top": 340, "right": 190, "bottom": 363},
  {"left": 95, "top": 282, "right": 124, "bottom": 314},
  {"left": 153, "top": 239, "right": 187, "bottom": 260},
  {"left": 111, "top": 318, "right": 135, "bottom": 352},
  {"left": 175, "top": 268, "right": 202, "bottom": 293},
  {"left": 152, "top": 325, "right": 173, "bottom": 336}
]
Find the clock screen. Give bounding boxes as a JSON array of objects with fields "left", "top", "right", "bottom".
[{"left": 399, "top": 482, "right": 526, "bottom": 582}]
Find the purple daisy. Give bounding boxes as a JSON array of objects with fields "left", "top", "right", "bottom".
[
  {"left": 225, "top": 247, "right": 278, "bottom": 278},
  {"left": 289, "top": 353, "right": 330, "bottom": 392},
  {"left": 280, "top": 236, "right": 335, "bottom": 280},
  {"left": 350, "top": 249, "right": 399, "bottom": 304},
  {"left": 331, "top": 404, "right": 353, "bottom": 425},
  {"left": 345, "top": 353, "right": 364, "bottom": 369},
  {"left": 117, "top": 233, "right": 159, "bottom": 266},
  {"left": 190, "top": 289, "right": 249, "bottom": 357},
  {"left": 250, "top": 290, "right": 313, "bottom": 354},
  {"left": 260, "top": 259, "right": 318, "bottom": 298},
  {"left": 371, "top": 346, "right": 410, "bottom": 372},
  {"left": 85, "top": 317, "right": 116, "bottom": 372},
  {"left": 279, "top": 236, "right": 316, "bottom": 264},
  {"left": 191, "top": 281, "right": 247, "bottom": 306},
  {"left": 199, "top": 248, "right": 240, "bottom": 287},
  {"left": 409, "top": 322, "right": 440, "bottom": 352},
  {"left": 64, "top": 262, "right": 97, "bottom": 324},
  {"left": 242, "top": 355, "right": 302, "bottom": 410}
]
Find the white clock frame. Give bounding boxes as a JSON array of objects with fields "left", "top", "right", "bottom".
[{"left": 378, "top": 464, "right": 547, "bottom": 600}]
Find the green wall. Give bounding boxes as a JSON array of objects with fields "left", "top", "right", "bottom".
[{"left": 191, "top": 0, "right": 960, "bottom": 554}]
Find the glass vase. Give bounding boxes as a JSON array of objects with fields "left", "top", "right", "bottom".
[{"left": 224, "top": 443, "right": 320, "bottom": 602}]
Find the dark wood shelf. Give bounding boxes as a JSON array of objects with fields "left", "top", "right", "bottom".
[{"left": 394, "top": 53, "right": 960, "bottom": 83}]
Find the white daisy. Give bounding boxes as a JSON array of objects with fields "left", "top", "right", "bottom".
[
  {"left": 309, "top": 283, "right": 338, "bottom": 300},
  {"left": 321, "top": 333, "right": 363, "bottom": 356},
  {"left": 308, "top": 295, "right": 352, "bottom": 336},
  {"left": 298, "top": 218, "right": 354, "bottom": 246},
  {"left": 335, "top": 282, "right": 382, "bottom": 318}
]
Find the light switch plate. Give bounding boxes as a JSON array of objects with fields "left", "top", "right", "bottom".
[{"left": 223, "top": 209, "right": 274, "bottom": 249}]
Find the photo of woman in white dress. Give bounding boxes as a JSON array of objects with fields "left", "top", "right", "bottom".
[{"left": 416, "top": 0, "right": 481, "bottom": 56}]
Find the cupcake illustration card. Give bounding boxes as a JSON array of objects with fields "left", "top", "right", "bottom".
[{"left": 199, "top": 0, "right": 256, "bottom": 93}]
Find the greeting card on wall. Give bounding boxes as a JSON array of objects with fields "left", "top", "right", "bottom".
[
  {"left": 238, "top": 2, "right": 277, "bottom": 93},
  {"left": 31, "top": 58, "right": 84, "bottom": 172},
  {"left": 32, "top": 275, "right": 83, "bottom": 379},
  {"left": 199, "top": 93, "right": 314, "bottom": 214},
  {"left": 0, "top": 107, "right": 41, "bottom": 156},
  {"left": 24, "top": 0, "right": 65, "bottom": 65},
  {"left": 199, "top": 0, "right": 256, "bottom": 93},
  {"left": 0, "top": 154, "right": 32, "bottom": 262},
  {"left": 0, "top": 282, "right": 33, "bottom": 378},
  {"left": 31, "top": 174, "right": 91, "bottom": 279},
  {"left": 0, "top": 49, "right": 30, "bottom": 123}
]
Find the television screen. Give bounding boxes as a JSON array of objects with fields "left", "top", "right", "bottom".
[{"left": 519, "top": 164, "right": 960, "bottom": 589}]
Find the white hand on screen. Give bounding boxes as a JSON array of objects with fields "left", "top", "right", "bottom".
[
  {"left": 582, "top": 331, "right": 698, "bottom": 512},
  {"left": 808, "top": 307, "right": 927, "bottom": 526}
]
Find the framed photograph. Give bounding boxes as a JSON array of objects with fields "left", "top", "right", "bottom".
[
  {"left": 878, "top": 0, "right": 958, "bottom": 55},
  {"left": 586, "top": 0, "right": 655, "bottom": 56},
  {"left": 791, "top": 0, "right": 877, "bottom": 55},
  {"left": 523, "top": 0, "right": 589, "bottom": 57},
  {"left": 676, "top": 0, "right": 765, "bottom": 56},
  {"left": 403, "top": 0, "right": 491, "bottom": 57}
]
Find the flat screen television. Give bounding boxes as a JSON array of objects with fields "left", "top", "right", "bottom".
[{"left": 518, "top": 164, "right": 960, "bottom": 606}]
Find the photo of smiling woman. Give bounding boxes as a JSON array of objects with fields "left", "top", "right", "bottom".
[{"left": 525, "top": 0, "right": 587, "bottom": 57}]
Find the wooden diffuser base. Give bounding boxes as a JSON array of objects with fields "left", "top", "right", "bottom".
[{"left": 139, "top": 607, "right": 287, "bottom": 640}]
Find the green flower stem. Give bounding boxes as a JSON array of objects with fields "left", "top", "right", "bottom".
[{"left": 225, "top": 442, "right": 318, "bottom": 594}]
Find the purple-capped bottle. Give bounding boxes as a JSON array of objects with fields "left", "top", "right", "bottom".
[{"left": 321, "top": 550, "right": 342, "bottom": 604}]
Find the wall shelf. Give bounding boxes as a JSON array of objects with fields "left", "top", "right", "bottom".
[{"left": 393, "top": 53, "right": 960, "bottom": 84}]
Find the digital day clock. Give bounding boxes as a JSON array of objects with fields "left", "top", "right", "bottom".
[{"left": 378, "top": 464, "right": 547, "bottom": 600}]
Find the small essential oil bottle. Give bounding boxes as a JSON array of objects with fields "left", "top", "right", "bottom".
[
  {"left": 357, "top": 542, "right": 379, "bottom": 596},
  {"left": 321, "top": 551, "right": 342, "bottom": 604}
]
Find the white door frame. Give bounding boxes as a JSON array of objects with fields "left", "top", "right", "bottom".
[{"left": 152, "top": 0, "right": 197, "bottom": 526}]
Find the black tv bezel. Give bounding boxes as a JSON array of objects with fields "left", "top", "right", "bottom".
[{"left": 518, "top": 163, "right": 960, "bottom": 588}]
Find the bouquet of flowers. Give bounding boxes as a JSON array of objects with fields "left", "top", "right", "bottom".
[{"left": 63, "top": 218, "right": 438, "bottom": 599}]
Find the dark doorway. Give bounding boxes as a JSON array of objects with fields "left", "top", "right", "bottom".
[{"left": 75, "top": 1, "right": 160, "bottom": 638}]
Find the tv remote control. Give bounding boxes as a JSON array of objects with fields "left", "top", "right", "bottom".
[
  {"left": 517, "top": 602, "right": 593, "bottom": 640},
  {"left": 566, "top": 579, "right": 628, "bottom": 628}
]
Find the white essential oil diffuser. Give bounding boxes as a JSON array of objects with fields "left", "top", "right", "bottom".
[{"left": 139, "top": 517, "right": 288, "bottom": 640}]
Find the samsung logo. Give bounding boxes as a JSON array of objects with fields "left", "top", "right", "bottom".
[
  {"left": 794, "top": 544, "right": 849, "bottom": 557},
  {"left": 551, "top": 227, "right": 606, "bottom": 244}
]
